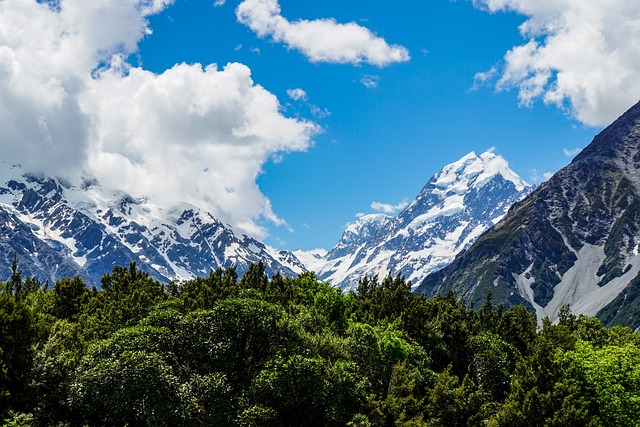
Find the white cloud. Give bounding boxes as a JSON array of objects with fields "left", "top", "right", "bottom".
[
  {"left": 287, "top": 88, "right": 307, "bottom": 101},
  {"left": 0, "top": 0, "right": 172, "bottom": 177},
  {"left": 360, "top": 74, "right": 381, "bottom": 88},
  {"left": 0, "top": 0, "right": 318, "bottom": 239},
  {"left": 563, "top": 147, "right": 582, "bottom": 157},
  {"left": 310, "top": 105, "right": 331, "bottom": 119},
  {"left": 213, "top": 0, "right": 226, "bottom": 6},
  {"left": 473, "top": 0, "right": 640, "bottom": 126},
  {"left": 287, "top": 88, "right": 331, "bottom": 118},
  {"left": 236, "top": 0, "right": 410, "bottom": 67},
  {"left": 371, "top": 200, "right": 409, "bottom": 214},
  {"left": 471, "top": 66, "right": 497, "bottom": 91}
]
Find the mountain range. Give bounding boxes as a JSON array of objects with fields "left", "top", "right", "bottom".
[
  {"left": 0, "top": 165, "right": 304, "bottom": 285},
  {"left": 417, "top": 100, "right": 640, "bottom": 328},
  {"left": 5, "top": 100, "right": 640, "bottom": 330}
]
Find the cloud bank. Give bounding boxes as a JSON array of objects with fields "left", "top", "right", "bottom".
[
  {"left": 0, "top": 0, "right": 317, "bottom": 239},
  {"left": 474, "top": 0, "right": 640, "bottom": 126},
  {"left": 236, "top": 0, "right": 410, "bottom": 67}
]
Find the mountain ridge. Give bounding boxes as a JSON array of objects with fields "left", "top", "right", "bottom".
[
  {"left": 0, "top": 164, "right": 305, "bottom": 285},
  {"left": 417, "top": 100, "right": 640, "bottom": 328}
]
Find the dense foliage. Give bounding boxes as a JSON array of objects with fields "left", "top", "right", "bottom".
[{"left": 1, "top": 260, "right": 640, "bottom": 426}]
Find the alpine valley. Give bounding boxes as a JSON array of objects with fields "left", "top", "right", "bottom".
[
  {"left": 6, "top": 100, "right": 640, "bottom": 332},
  {"left": 417, "top": 100, "right": 640, "bottom": 329},
  {"left": 0, "top": 165, "right": 305, "bottom": 285}
]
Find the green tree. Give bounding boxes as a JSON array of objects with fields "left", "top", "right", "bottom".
[
  {"left": 52, "top": 276, "right": 88, "bottom": 320},
  {"left": 177, "top": 298, "right": 299, "bottom": 391},
  {"left": 558, "top": 340, "right": 640, "bottom": 426},
  {"left": 0, "top": 293, "right": 35, "bottom": 416},
  {"left": 70, "top": 349, "right": 186, "bottom": 426}
]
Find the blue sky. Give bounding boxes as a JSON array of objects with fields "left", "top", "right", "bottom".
[{"left": 2, "top": 0, "right": 639, "bottom": 251}]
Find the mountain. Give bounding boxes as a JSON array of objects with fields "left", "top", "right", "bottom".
[
  {"left": 0, "top": 165, "right": 305, "bottom": 285},
  {"left": 416, "top": 100, "right": 640, "bottom": 328},
  {"left": 311, "top": 150, "right": 532, "bottom": 290}
]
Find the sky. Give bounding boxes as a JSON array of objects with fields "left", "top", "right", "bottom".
[{"left": 1, "top": 0, "right": 640, "bottom": 251}]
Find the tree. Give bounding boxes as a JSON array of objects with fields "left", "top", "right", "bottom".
[
  {"left": 558, "top": 340, "right": 640, "bottom": 426},
  {"left": 52, "top": 276, "right": 88, "bottom": 320},
  {"left": 70, "top": 349, "right": 185, "bottom": 426},
  {"left": 0, "top": 293, "right": 34, "bottom": 415}
]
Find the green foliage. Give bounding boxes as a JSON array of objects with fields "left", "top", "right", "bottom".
[
  {"left": 0, "top": 262, "right": 638, "bottom": 426},
  {"left": 30, "top": 320, "right": 86, "bottom": 424},
  {"left": 71, "top": 349, "right": 186, "bottom": 426},
  {"left": 52, "top": 276, "right": 88, "bottom": 320},
  {"left": 558, "top": 340, "right": 640, "bottom": 426},
  {"left": 177, "top": 298, "right": 299, "bottom": 390},
  {"left": 0, "top": 293, "right": 35, "bottom": 415}
]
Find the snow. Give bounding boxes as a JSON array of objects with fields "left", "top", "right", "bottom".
[
  {"left": 345, "top": 213, "right": 390, "bottom": 234},
  {"left": 315, "top": 149, "right": 532, "bottom": 290},
  {"left": 292, "top": 249, "right": 328, "bottom": 273},
  {"left": 433, "top": 150, "right": 529, "bottom": 194},
  {"left": 515, "top": 245, "right": 640, "bottom": 324},
  {"left": 513, "top": 264, "right": 546, "bottom": 324}
]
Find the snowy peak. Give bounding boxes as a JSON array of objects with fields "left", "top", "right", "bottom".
[
  {"left": 429, "top": 150, "right": 529, "bottom": 196},
  {"left": 398, "top": 150, "right": 530, "bottom": 231},
  {"left": 325, "top": 213, "right": 391, "bottom": 261},
  {"left": 310, "top": 150, "right": 532, "bottom": 291}
]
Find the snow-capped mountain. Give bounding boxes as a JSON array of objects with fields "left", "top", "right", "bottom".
[
  {"left": 417, "top": 100, "right": 640, "bottom": 328},
  {"left": 0, "top": 165, "right": 305, "bottom": 285},
  {"left": 310, "top": 150, "right": 532, "bottom": 290}
]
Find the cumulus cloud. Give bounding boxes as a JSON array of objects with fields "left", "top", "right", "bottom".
[
  {"left": 286, "top": 88, "right": 307, "bottom": 101},
  {"left": 236, "top": 0, "right": 410, "bottom": 67},
  {"left": 371, "top": 200, "right": 409, "bottom": 215},
  {"left": 0, "top": 0, "right": 172, "bottom": 177},
  {"left": 0, "top": 0, "right": 318, "bottom": 239},
  {"left": 473, "top": 0, "right": 640, "bottom": 126}
]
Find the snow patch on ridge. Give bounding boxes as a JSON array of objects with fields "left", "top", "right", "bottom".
[
  {"left": 544, "top": 244, "right": 640, "bottom": 322},
  {"left": 516, "top": 245, "right": 640, "bottom": 324}
]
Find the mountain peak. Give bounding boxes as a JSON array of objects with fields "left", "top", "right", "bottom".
[
  {"left": 432, "top": 150, "right": 529, "bottom": 195},
  {"left": 307, "top": 150, "right": 532, "bottom": 290}
]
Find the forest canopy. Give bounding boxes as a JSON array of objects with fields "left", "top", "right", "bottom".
[{"left": 0, "top": 260, "right": 639, "bottom": 426}]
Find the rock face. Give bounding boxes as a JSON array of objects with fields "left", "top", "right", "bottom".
[
  {"left": 0, "top": 166, "right": 305, "bottom": 285},
  {"left": 313, "top": 150, "right": 532, "bottom": 291},
  {"left": 417, "top": 100, "right": 640, "bottom": 328}
]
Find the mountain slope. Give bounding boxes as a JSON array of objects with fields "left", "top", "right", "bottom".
[
  {"left": 416, "top": 100, "right": 640, "bottom": 328},
  {"left": 315, "top": 151, "right": 532, "bottom": 290},
  {"left": 0, "top": 166, "right": 305, "bottom": 285}
]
